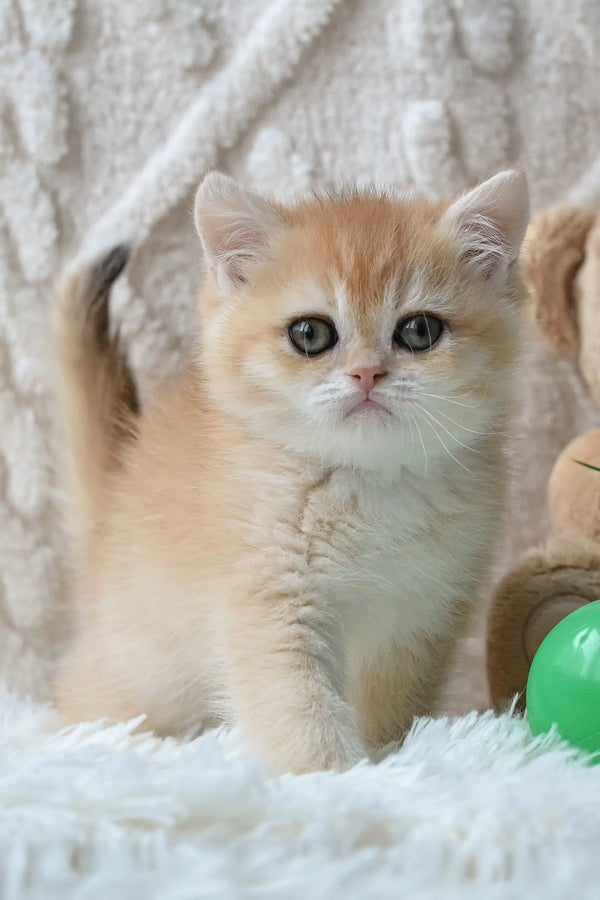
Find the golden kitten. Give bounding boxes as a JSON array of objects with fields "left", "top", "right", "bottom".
[{"left": 54, "top": 169, "right": 528, "bottom": 774}]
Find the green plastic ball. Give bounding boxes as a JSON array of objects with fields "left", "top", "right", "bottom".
[{"left": 526, "top": 599, "right": 600, "bottom": 760}]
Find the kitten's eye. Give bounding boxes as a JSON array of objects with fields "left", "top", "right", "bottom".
[
  {"left": 288, "top": 317, "right": 338, "bottom": 357},
  {"left": 394, "top": 314, "right": 444, "bottom": 352}
]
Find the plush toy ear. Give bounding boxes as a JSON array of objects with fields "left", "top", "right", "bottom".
[
  {"left": 577, "top": 221, "right": 600, "bottom": 403},
  {"left": 194, "top": 172, "right": 282, "bottom": 297},
  {"left": 440, "top": 169, "right": 529, "bottom": 283},
  {"left": 520, "top": 205, "right": 595, "bottom": 359}
]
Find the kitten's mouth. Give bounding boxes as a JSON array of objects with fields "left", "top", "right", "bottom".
[{"left": 344, "top": 398, "right": 391, "bottom": 420}]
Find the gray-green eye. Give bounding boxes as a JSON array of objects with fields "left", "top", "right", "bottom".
[
  {"left": 394, "top": 314, "right": 444, "bottom": 352},
  {"left": 288, "top": 317, "right": 338, "bottom": 357}
]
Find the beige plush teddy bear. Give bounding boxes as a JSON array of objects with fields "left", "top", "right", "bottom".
[{"left": 487, "top": 206, "right": 600, "bottom": 710}]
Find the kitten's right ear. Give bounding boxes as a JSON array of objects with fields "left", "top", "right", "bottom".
[
  {"left": 440, "top": 169, "right": 529, "bottom": 284},
  {"left": 194, "top": 172, "right": 282, "bottom": 296}
]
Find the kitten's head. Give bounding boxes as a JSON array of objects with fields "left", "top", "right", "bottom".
[{"left": 194, "top": 170, "right": 528, "bottom": 473}]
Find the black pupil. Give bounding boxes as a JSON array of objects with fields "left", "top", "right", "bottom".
[
  {"left": 302, "top": 323, "right": 314, "bottom": 342},
  {"left": 396, "top": 314, "right": 442, "bottom": 351},
  {"left": 289, "top": 317, "right": 337, "bottom": 356}
]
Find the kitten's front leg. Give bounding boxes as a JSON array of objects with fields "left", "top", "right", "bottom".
[{"left": 222, "top": 586, "right": 365, "bottom": 774}]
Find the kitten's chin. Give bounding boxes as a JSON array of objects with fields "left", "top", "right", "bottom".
[
  {"left": 305, "top": 416, "right": 418, "bottom": 475},
  {"left": 343, "top": 398, "right": 392, "bottom": 420}
]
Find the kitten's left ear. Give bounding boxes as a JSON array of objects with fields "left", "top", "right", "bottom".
[
  {"left": 194, "top": 172, "right": 282, "bottom": 296},
  {"left": 440, "top": 170, "right": 529, "bottom": 282}
]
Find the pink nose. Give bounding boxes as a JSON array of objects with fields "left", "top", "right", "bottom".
[{"left": 347, "top": 365, "right": 387, "bottom": 395}]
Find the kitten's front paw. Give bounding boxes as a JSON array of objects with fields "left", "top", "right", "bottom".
[
  {"left": 314, "top": 729, "right": 366, "bottom": 774},
  {"left": 269, "top": 705, "right": 367, "bottom": 775},
  {"left": 278, "top": 734, "right": 365, "bottom": 775}
]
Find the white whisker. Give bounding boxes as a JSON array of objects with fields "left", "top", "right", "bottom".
[
  {"left": 420, "top": 391, "right": 487, "bottom": 410},
  {"left": 413, "top": 406, "right": 473, "bottom": 475},
  {"left": 405, "top": 408, "right": 416, "bottom": 456},
  {"left": 430, "top": 406, "right": 504, "bottom": 438},
  {"left": 417, "top": 405, "right": 479, "bottom": 455},
  {"left": 408, "top": 407, "right": 428, "bottom": 476}
]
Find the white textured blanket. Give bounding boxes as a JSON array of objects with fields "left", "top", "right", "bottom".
[{"left": 1, "top": 687, "right": 598, "bottom": 899}]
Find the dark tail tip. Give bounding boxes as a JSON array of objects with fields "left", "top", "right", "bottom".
[
  {"left": 87, "top": 245, "right": 130, "bottom": 338},
  {"left": 92, "top": 244, "right": 130, "bottom": 292}
]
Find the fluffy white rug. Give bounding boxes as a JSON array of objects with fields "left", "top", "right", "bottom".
[{"left": 2, "top": 688, "right": 599, "bottom": 899}]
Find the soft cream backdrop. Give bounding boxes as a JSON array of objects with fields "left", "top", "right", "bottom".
[{"left": 1, "top": 0, "right": 599, "bottom": 704}]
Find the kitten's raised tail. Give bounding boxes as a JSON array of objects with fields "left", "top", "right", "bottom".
[{"left": 55, "top": 246, "right": 139, "bottom": 547}]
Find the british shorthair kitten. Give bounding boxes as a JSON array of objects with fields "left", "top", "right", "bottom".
[{"left": 54, "top": 169, "right": 528, "bottom": 774}]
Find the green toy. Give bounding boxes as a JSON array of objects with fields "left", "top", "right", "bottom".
[{"left": 526, "top": 599, "right": 600, "bottom": 760}]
